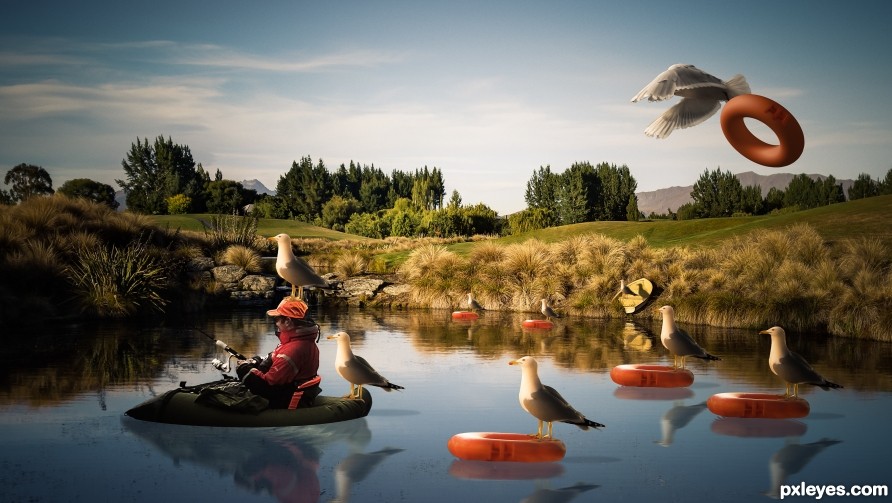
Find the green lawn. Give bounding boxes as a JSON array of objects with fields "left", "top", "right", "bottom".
[{"left": 153, "top": 195, "right": 892, "bottom": 257}]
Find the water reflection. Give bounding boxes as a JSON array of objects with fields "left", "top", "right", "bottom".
[
  {"left": 4, "top": 307, "right": 891, "bottom": 409},
  {"left": 123, "top": 416, "right": 376, "bottom": 503},
  {"left": 520, "top": 482, "right": 600, "bottom": 503},
  {"left": 448, "top": 460, "right": 564, "bottom": 480},
  {"left": 710, "top": 418, "right": 808, "bottom": 439},
  {"left": 764, "top": 438, "right": 842, "bottom": 499},
  {"left": 655, "top": 401, "right": 709, "bottom": 446}
]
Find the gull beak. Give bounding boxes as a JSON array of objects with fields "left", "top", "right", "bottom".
[
  {"left": 509, "top": 359, "right": 520, "bottom": 366},
  {"left": 326, "top": 334, "right": 337, "bottom": 340},
  {"left": 758, "top": 329, "right": 770, "bottom": 335},
  {"left": 267, "top": 236, "right": 276, "bottom": 242}
]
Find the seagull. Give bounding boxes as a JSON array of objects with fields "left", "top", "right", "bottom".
[
  {"left": 509, "top": 356, "right": 604, "bottom": 439},
  {"left": 759, "top": 326, "right": 843, "bottom": 397},
  {"left": 540, "top": 299, "right": 561, "bottom": 321},
  {"left": 467, "top": 292, "right": 485, "bottom": 312},
  {"left": 659, "top": 305, "right": 721, "bottom": 369},
  {"left": 270, "top": 233, "right": 327, "bottom": 299},
  {"left": 327, "top": 332, "right": 404, "bottom": 399},
  {"left": 631, "top": 63, "right": 751, "bottom": 138},
  {"left": 611, "top": 279, "right": 636, "bottom": 300}
]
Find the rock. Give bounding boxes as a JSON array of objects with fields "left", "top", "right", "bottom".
[
  {"left": 341, "top": 277, "right": 384, "bottom": 297},
  {"left": 212, "top": 265, "right": 247, "bottom": 284},
  {"left": 187, "top": 256, "right": 215, "bottom": 272},
  {"left": 382, "top": 284, "right": 411, "bottom": 296},
  {"left": 240, "top": 275, "right": 276, "bottom": 292}
]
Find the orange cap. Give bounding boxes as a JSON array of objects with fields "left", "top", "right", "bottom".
[{"left": 266, "top": 299, "right": 308, "bottom": 319}]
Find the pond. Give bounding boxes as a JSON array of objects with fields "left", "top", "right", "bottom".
[{"left": 1, "top": 305, "right": 890, "bottom": 502}]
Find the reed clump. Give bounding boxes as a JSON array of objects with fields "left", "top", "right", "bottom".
[
  {"left": 219, "top": 244, "right": 262, "bottom": 273},
  {"left": 397, "top": 224, "right": 891, "bottom": 341}
]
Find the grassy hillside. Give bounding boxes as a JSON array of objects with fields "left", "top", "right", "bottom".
[
  {"left": 497, "top": 194, "right": 892, "bottom": 249},
  {"left": 151, "top": 214, "right": 371, "bottom": 241}
]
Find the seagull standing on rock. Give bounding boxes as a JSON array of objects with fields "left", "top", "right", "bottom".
[
  {"left": 759, "top": 326, "right": 843, "bottom": 397},
  {"left": 659, "top": 305, "right": 721, "bottom": 369},
  {"left": 327, "top": 332, "right": 404, "bottom": 400},
  {"left": 632, "top": 63, "right": 751, "bottom": 138},
  {"left": 270, "top": 233, "right": 327, "bottom": 299},
  {"left": 509, "top": 356, "right": 604, "bottom": 440}
]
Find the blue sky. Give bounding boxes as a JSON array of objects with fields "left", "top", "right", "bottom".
[{"left": 2, "top": 1, "right": 890, "bottom": 214}]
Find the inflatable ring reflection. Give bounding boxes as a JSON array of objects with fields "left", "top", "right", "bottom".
[{"left": 720, "top": 94, "right": 804, "bottom": 167}]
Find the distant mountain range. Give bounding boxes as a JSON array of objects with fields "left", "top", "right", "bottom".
[{"left": 635, "top": 171, "right": 855, "bottom": 216}]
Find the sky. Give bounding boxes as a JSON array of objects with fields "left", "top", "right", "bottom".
[{"left": 1, "top": 0, "right": 890, "bottom": 215}]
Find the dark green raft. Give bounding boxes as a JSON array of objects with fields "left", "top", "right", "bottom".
[{"left": 126, "top": 379, "right": 372, "bottom": 427}]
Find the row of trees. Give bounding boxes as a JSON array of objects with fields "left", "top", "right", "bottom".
[
  {"left": 672, "top": 167, "right": 892, "bottom": 220},
  {"left": 2, "top": 163, "right": 119, "bottom": 208},
  {"left": 508, "top": 162, "right": 640, "bottom": 232}
]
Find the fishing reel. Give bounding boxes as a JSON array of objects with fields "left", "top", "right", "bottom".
[{"left": 211, "top": 356, "right": 234, "bottom": 373}]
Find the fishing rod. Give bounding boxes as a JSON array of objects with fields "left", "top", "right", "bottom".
[{"left": 192, "top": 327, "right": 252, "bottom": 373}]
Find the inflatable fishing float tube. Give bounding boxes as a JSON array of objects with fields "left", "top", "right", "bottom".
[
  {"left": 706, "top": 392, "right": 809, "bottom": 419},
  {"left": 610, "top": 364, "right": 694, "bottom": 388},
  {"left": 126, "top": 379, "right": 372, "bottom": 427},
  {"left": 451, "top": 311, "right": 480, "bottom": 320},
  {"left": 447, "top": 432, "right": 566, "bottom": 463},
  {"left": 522, "top": 319, "right": 554, "bottom": 330},
  {"left": 720, "top": 94, "right": 804, "bottom": 168}
]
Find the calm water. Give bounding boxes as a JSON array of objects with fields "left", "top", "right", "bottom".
[{"left": 2, "top": 306, "right": 891, "bottom": 503}]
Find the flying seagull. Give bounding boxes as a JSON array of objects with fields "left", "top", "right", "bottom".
[
  {"left": 270, "top": 233, "right": 327, "bottom": 299},
  {"left": 631, "top": 63, "right": 750, "bottom": 138},
  {"left": 659, "top": 305, "right": 721, "bottom": 369},
  {"left": 540, "top": 299, "right": 561, "bottom": 321},
  {"left": 759, "top": 326, "right": 843, "bottom": 397},
  {"left": 327, "top": 332, "right": 404, "bottom": 399},
  {"left": 509, "top": 356, "right": 604, "bottom": 439}
]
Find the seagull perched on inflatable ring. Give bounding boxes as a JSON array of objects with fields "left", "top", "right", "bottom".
[
  {"left": 659, "top": 305, "right": 721, "bottom": 369},
  {"left": 327, "top": 332, "right": 404, "bottom": 400},
  {"left": 632, "top": 63, "right": 751, "bottom": 138},
  {"left": 509, "top": 356, "right": 604, "bottom": 440},
  {"left": 759, "top": 326, "right": 842, "bottom": 397}
]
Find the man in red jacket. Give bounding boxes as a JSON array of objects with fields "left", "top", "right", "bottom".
[{"left": 237, "top": 298, "right": 321, "bottom": 409}]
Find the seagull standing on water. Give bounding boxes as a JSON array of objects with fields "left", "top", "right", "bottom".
[
  {"left": 327, "top": 332, "right": 404, "bottom": 399},
  {"left": 759, "top": 326, "right": 842, "bottom": 397},
  {"left": 659, "top": 305, "right": 721, "bottom": 369},
  {"left": 540, "top": 299, "right": 561, "bottom": 321},
  {"left": 509, "top": 356, "right": 604, "bottom": 440},
  {"left": 467, "top": 293, "right": 485, "bottom": 312},
  {"left": 631, "top": 63, "right": 751, "bottom": 138},
  {"left": 270, "top": 233, "right": 327, "bottom": 299}
]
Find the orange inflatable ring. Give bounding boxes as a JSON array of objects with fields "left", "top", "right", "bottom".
[
  {"left": 447, "top": 432, "right": 566, "bottom": 463},
  {"left": 451, "top": 311, "right": 479, "bottom": 320},
  {"left": 522, "top": 319, "right": 554, "bottom": 329},
  {"left": 610, "top": 364, "right": 694, "bottom": 388},
  {"left": 707, "top": 392, "right": 810, "bottom": 419},
  {"left": 720, "top": 94, "right": 804, "bottom": 168}
]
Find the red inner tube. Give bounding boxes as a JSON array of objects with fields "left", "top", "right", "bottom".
[
  {"left": 720, "top": 94, "right": 804, "bottom": 168},
  {"left": 447, "top": 432, "right": 566, "bottom": 463},
  {"left": 522, "top": 320, "right": 554, "bottom": 329},
  {"left": 707, "top": 392, "right": 810, "bottom": 419},
  {"left": 451, "top": 311, "right": 479, "bottom": 320},
  {"left": 610, "top": 364, "right": 694, "bottom": 388}
]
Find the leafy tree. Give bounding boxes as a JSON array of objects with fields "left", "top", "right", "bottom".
[
  {"left": 0, "top": 189, "right": 12, "bottom": 205},
  {"left": 880, "top": 168, "right": 892, "bottom": 195},
  {"left": 57, "top": 178, "right": 119, "bottom": 209},
  {"left": 276, "top": 156, "right": 332, "bottom": 220},
  {"left": 690, "top": 168, "right": 742, "bottom": 218},
  {"left": 558, "top": 162, "right": 596, "bottom": 224},
  {"left": 764, "top": 187, "right": 785, "bottom": 213},
  {"left": 594, "top": 162, "right": 636, "bottom": 221},
  {"left": 166, "top": 194, "right": 191, "bottom": 214},
  {"left": 4, "top": 163, "right": 54, "bottom": 203},
  {"left": 205, "top": 179, "right": 254, "bottom": 214},
  {"left": 345, "top": 212, "right": 389, "bottom": 238},
  {"left": 626, "top": 194, "right": 641, "bottom": 222},
  {"left": 116, "top": 136, "right": 207, "bottom": 214},
  {"left": 507, "top": 207, "right": 554, "bottom": 234},
  {"left": 447, "top": 190, "right": 462, "bottom": 208},
  {"left": 848, "top": 173, "right": 879, "bottom": 200},
  {"left": 675, "top": 202, "right": 697, "bottom": 221},
  {"left": 738, "top": 185, "right": 764, "bottom": 215},
  {"left": 321, "top": 195, "right": 360, "bottom": 231}
]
